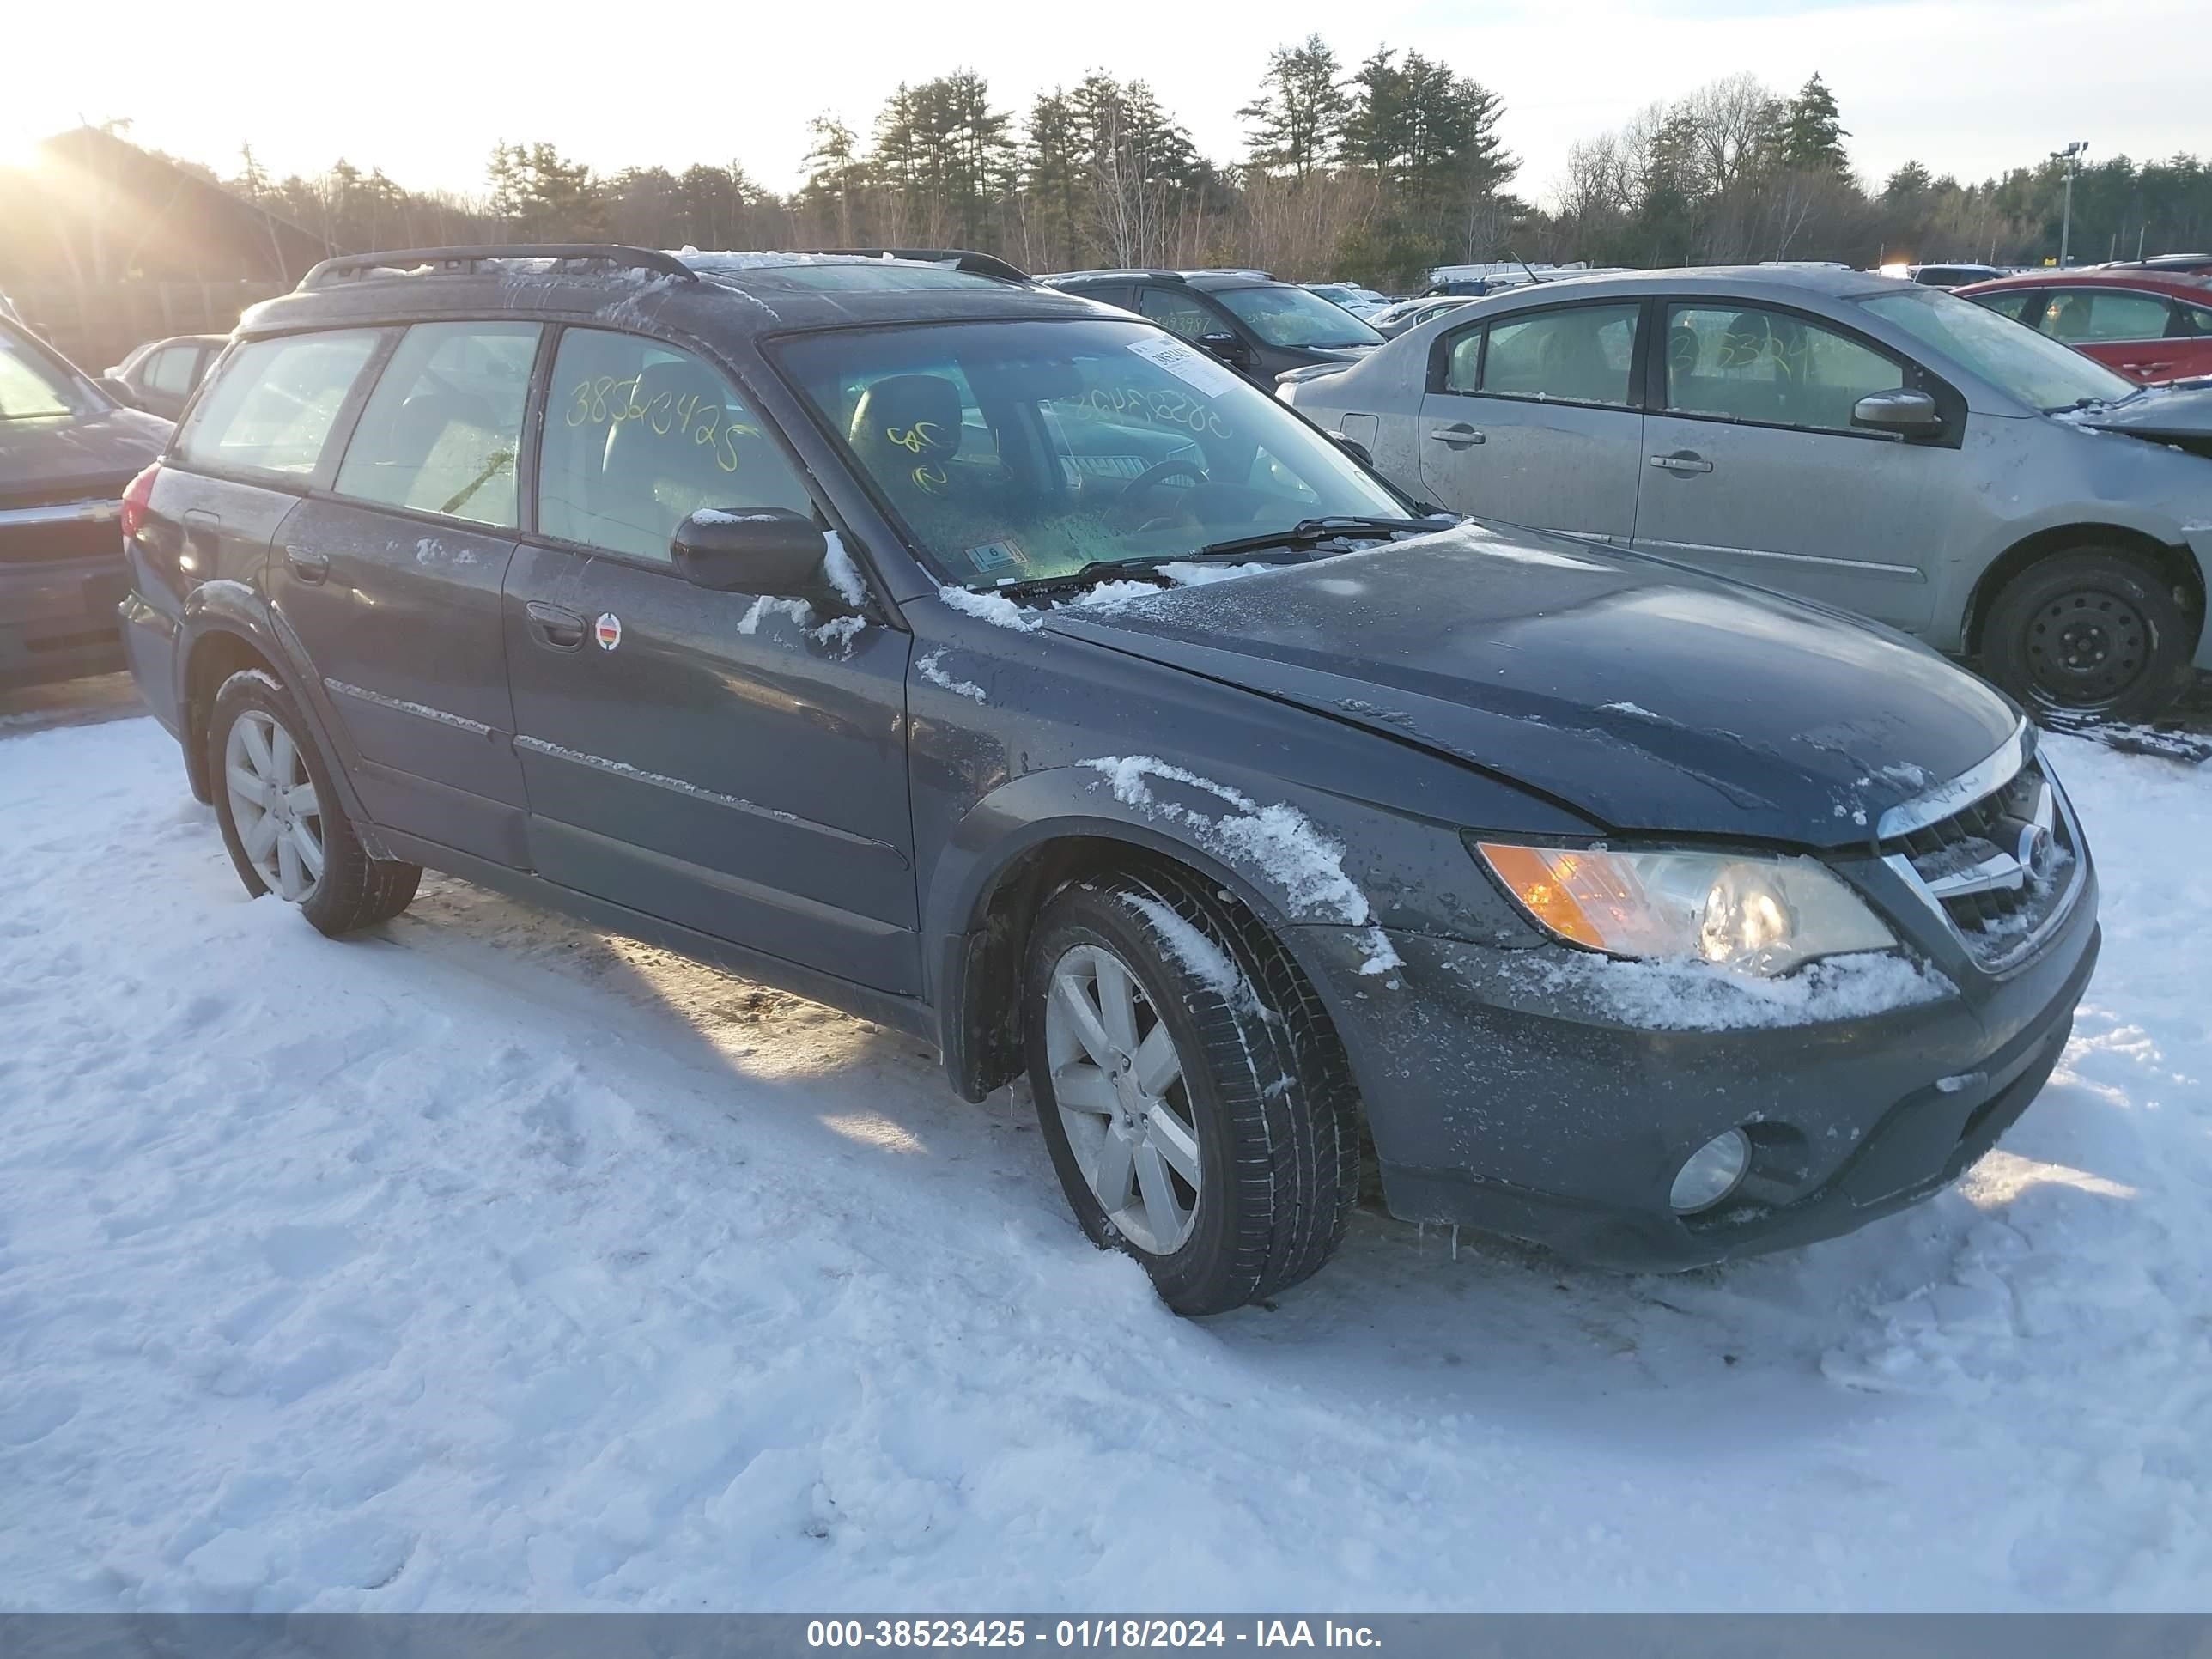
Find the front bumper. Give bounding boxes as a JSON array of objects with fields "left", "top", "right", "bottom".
[
  {"left": 1293, "top": 857, "right": 2100, "bottom": 1273},
  {"left": 0, "top": 554, "right": 131, "bottom": 689}
]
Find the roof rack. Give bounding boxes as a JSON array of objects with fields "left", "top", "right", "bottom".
[
  {"left": 805, "top": 248, "right": 1030, "bottom": 284},
  {"left": 1036, "top": 268, "right": 1186, "bottom": 285},
  {"left": 298, "top": 244, "right": 698, "bottom": 291},
  {"left": 1180, "top": 267, "right": 1275, "bottom": 282}
]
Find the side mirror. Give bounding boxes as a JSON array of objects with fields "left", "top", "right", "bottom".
[
  {"left": 1851, "top": 389, "right": 1942, "bottom": 436},
  {"left": 98, "top": 374, "right": 143, "bottom": 410},
  {"left": 671, "top": 507, "right": 827, "bottom": 595},
  {"left": 1198, "top": 331, "right": 1252, "bottom": 368},
  {"left": 1331, "top": 433, "right": 1376, "bottom": 469}
]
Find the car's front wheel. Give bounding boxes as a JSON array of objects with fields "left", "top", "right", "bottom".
[
  {"left": 209, "top": 669, "right": 421, "bottom": 937},
  {"left": 1982, "top": 547, "right": 2198, "bottom": 722},
  {"left": 1022, "top": 867, "right": 1360, "bottom": 1315}
]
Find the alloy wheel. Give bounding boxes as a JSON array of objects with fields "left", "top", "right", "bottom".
[
  {"left": 224, "top": 709, "right": 325, "bottom": 902},
  {"left": 1042, "top": 943, "right": 1203, "bottom": 1255}
]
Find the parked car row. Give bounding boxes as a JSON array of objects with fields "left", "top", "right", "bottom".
[
  {"left": 109, "top": 244, "right": 2100, "bottom": 1316},
  {"left": 1957, "top": 267, "right": 2212, "bottom": 384}
]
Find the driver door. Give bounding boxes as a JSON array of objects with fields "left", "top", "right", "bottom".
[{"left": 502, "top": 326, "right": 920, "bottom": 994}]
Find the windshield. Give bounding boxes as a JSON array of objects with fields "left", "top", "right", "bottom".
[
  {"left": 1213, "top": 285, "right": 1382, "bottom": 349},
  {"left": 777, "top": 317, "right": 1408, "bottom": 588},
  {"left": 0, "top": 326, "right": 92, "bottom": 421},
  {"left": 1859, "top": 288, "right": 2136, "bottom": 412}
]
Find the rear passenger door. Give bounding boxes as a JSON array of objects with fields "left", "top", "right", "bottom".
[
  {"left": 270, "top": 320, "right": 542, "bottom": 867},
  {"left": 502, "top": 326, "right": 919, "bottom": 995},
  {"left": 1417, "top": 300, "right": 1646, "bottom": 539},
  {"left": 1632, "top": 301, "right": 1949, "bottom": 629}
]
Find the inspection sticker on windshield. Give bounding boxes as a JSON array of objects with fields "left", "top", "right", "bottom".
[{"left": 1126, "top": 335, "right": 1243, "bottom": 398}]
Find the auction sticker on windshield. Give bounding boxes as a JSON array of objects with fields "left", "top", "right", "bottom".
[{"left": 1127, "top": 335, "right": 1243, "bottom": 398}]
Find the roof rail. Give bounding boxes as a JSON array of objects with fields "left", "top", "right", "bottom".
[
  {"left": 298, "top": 244, "right": 698, "bottom": 291},
  {"left": 806, "top": 248, "right": 1030, "bottom": 284},
  {"left": 1036, "top": 268, "right": 1187, "bottom": 286}
]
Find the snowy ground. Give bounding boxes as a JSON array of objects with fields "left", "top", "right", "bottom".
[{"left": 2, "top": 705, "right": 2209, "bottom": 1613}]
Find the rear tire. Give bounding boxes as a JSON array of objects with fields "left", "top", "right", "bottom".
[
  {"left": 1982, "top": 548, "right": 2197, "bottom": 722},
  {"left": 208, "top": 669, "right": 421, "bottom": 937},
  {"left": 1022, "top": 866, "right": 1360, "bottom": 1316}
]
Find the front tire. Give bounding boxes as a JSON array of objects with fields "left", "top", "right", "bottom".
[
  {"left": 1982, "top": 548, "right": 2197, "bottom": 722},
  {"left": 1022, "top": 867, "right": 1360, "bottom": 1316},
  {"left": 208, "top": 669, "right": 421, "bottom": 937}
]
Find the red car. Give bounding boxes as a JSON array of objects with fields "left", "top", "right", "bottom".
[{"left": 1957, "top": 268, "right": 2212, "bottom": 384}]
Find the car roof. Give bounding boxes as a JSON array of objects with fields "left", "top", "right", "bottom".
[
  {"left": 1459, "top": 264, "right": 1913, "bottom": 307},
  {"left": 237, "top": 247, "right": 1106, "bottom": 344},
  {"left": 1957, "top": 268, "right": 2212, "bottom": 297}
]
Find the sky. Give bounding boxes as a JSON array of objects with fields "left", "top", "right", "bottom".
[{"left": 7, "top": 0, "right": 2208, "bottom": 208}]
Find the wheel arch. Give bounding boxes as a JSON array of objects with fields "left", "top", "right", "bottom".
[
  {"left": 926, "top": 779, "right": 1364, "bottom": 1110},
  {"left": 178, "top": 603, "right": 382, "bottom": 855},
  {"left": 1963, "top": 522, "right": 2206, "bottom": 657}
]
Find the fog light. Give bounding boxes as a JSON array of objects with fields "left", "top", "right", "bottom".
[{"left": 1670, "top": 1128, "right": 1753, "bottom": 1214}]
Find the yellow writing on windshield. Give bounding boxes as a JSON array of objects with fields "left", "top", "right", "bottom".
[{"left": 564, "top": 374, "right": 754, "bottom": 473}]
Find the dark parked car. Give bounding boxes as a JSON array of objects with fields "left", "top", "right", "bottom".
[
  {"left": 2, "top": 317, "right": 171, "bottom": 687},
  {"left": 1039, "top": 267, "right": 1382, "bottom": 388},
  {"left": 1957, "top": 268, "right": 2212, "bottom": 384},
  {"left": 123, "top": 245, "right": 2098, "bottom": 1315},
  {"left": 106, "top": 333, "right": 226, "bottom": 420}
]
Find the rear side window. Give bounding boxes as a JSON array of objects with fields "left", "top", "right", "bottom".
[
  {"left": 335, "top": 322, "right": 539, "bottom": 527},
  {"left": 1449, "top": 304, "right": 1641, "bottom": 407},
  {"left": 144, "top": 346, "right": 198, "bottom": 396},
  {"left": 536, "top": 328, "right": 812, "bottom": 564},
  {"left": 179, "top": 331, "right": 380, "bottom": 478}
]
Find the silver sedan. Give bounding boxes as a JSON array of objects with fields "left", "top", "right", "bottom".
[{"left": 1284, "top": 266, "right": 2212, "bottom": 720}]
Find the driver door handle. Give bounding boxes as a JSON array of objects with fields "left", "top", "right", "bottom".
[
  {"left": 1649, "top": 453, "right": 1714, "bottom": 474},
  {"left": 1429, "top": 423, "right": 1485, "bottom": 447},
  {"left": 526, "top": 601, "right": 586, "bottom": 651},
  {"left": 283, "top": 544, "right": 329, "bottom": 583}
]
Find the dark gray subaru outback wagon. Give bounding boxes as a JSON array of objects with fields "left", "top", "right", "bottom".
[{"left": 119, "top": 245, "right": 2100, "bottom": 1315}]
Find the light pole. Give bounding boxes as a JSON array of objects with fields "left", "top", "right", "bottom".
[{"left": 2054, "top": 141, "right": 2087, "bottom": 267}]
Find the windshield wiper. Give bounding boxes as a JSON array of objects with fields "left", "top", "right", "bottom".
[
  {"left": 985, "top": 547, "right": 1310, "bottom": 601},
  {"left": 1191, "top": 515, "right": 1441, "bottom": 559}
]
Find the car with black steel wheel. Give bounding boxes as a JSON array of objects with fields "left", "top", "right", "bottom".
[
  {"left": 121, "top": 245, "right": 2100, "bottom": 1315},
  {"left": 1282, "top": 266, "right": 2212, "bottom": 723}
]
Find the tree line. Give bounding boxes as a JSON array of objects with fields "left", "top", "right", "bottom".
[{"left": 195, "top": 43, "right": 2212, "bottom": 290}]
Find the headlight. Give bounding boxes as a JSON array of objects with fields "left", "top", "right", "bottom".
[{"left": 1471, "top": 842, "right": 1895, "bottom": 976}]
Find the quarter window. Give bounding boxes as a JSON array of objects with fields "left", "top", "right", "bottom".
[
  {"left": 178, "top": 331, "right": 380, "bottom": 478},
  {"left": 2039, "top": 289, "right": 2171, "bottom": 343},
  {"left": 536, "top": 328, "right": 812, "bottom": 564},
  {"left": 1448, "top": 304, "right": 1641, "bottom": 407},
  {"left": 334, "top": 322, "right": 539, "bottom": 527},
  {"left": 1662, "top": 304, "right": 1903, "bottom": 431}
]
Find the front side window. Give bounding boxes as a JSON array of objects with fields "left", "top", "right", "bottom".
[
  {"left": 2039, "top": 289, "right": 2171, "bottom": 343},
  {"left": 1453, "top": 303, "right": 1641, "bottom": 407},
  {"left": 0, "top": 328, "right": 86, "bottom": 421},
  {"left": 1663, "top": 304, "right": 1904, "bottom": 431},
  {"left": 179, "top": 331, "right": 380, "bottom": 477},
  {"left": 334, "top": 322, "right": 538, "bottom": 527},
  {"left": 1212, "top": 284, "right": 1382, "bottom": 349},
  {"left": 1135, "top": 288, "right": 1222, "bottom": 343},
  {"left": 1861, "top": 287, "right": 2136, "bottom": 411},
  {"left": 776, "top": 318, "right": 1407, "bottom": 588},
  {"left": 537, "top": 327, "right": 813, "bottom": 563}
]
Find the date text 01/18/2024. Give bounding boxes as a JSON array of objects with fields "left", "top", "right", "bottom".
[{"left": 806, "top": 1621, "right": 1384, "bottom": 1650}]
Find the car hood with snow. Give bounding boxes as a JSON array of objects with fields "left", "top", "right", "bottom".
[
  {"left": 2067, "top": 378, "right": 2212, "bottom": 454},
  {"left": 1044, "top": 524, "right": 2019, "bottom": 848}
]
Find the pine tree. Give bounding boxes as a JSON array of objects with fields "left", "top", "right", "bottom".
[
  {"left": 1781, "top": 73, "right": 1850, "bottom": 175},
  {"left": 1237, "top": 34, "right": 1348, "bottom": 180}
]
